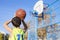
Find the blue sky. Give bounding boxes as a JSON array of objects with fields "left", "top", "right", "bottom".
[{"left": 0, "top": 0, "right": 60, "bottom": 34}]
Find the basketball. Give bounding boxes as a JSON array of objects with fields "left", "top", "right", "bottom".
[{"left": 16, "top": 9, "right": 26, "bottom": 19}]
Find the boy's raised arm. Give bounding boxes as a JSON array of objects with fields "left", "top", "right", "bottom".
[
  {"left": 3, "top": 20, "right": 12, "bottom": 33},
  {"left": 22, "top": 20, "right": 28, "bottom": 33}
]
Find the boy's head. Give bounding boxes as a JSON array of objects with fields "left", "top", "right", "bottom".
[{"left": 11, "top": 17, "right": 21, "bottom": 28}]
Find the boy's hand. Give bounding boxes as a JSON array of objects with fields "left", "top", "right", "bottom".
[{"left": 14, "top": 14, "right": 16, "bottom": 17}]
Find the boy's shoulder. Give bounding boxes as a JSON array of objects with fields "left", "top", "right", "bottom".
[{"left": 12, "top": 27, "right": 24, "bottom": 34}]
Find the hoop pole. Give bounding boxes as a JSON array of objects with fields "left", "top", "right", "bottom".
[{"left": 35, "top": 16, "right": 38, "bottom": 40}]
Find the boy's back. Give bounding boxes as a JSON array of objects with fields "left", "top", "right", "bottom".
[{"left": 9, "top": 27, "right": 24, "bottom": 40}]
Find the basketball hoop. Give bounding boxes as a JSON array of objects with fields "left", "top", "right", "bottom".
[{"left": 33, "top": 0, "right": 43, "bottom": 15}]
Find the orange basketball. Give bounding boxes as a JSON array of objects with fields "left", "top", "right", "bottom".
[{"left": 16, "top": 9, "right": 26, "bottom": 19}]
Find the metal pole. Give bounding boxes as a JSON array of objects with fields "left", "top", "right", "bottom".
[{"left": 35, "top": 16, "right": 38, "bottom": 40}]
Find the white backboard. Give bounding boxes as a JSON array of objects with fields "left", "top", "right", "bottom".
[{"left": 33, "top": 0, "right": 43, "bottom": 14}]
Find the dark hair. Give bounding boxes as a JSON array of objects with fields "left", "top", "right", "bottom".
[{"left": 11, "top": 17, "right": 21, "bottom": 27}]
